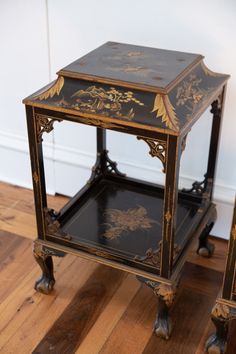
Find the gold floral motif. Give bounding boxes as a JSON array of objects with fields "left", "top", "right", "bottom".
[
  {"left": 154, "top": 283, "right": 177, "bottom": 307},
  {"left": 102, "top": 206, "right": 157, "bottom": 239},
  {"left": 33, "top": 76, "right": 64, "bottom": 101},
  {"left": 151, "top": 94, "right": 179, "bottom": 131},
  {"left": 69, "top": 86, "right": 144, "bottom": 120},
  {"left": 165, "top": 210, "right": 172, "bottom": 223},
  {"left": 212, "top": 303, "right": 230, "bottom": 319}
]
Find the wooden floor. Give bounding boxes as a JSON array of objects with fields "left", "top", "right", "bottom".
[{"left": 0, "top": 181, "right": 235, "bottom": 354}]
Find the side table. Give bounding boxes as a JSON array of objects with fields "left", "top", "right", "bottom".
[
  {"left": 206, "top": 196, "right": 236, "bottom": 354},
  {"left": 23, "top": 42, "right": 229, "bottom": 339}
]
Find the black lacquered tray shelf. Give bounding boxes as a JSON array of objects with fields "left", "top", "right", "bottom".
[{"left": 46, "top": 175, "right": 203, "bottom": 275}]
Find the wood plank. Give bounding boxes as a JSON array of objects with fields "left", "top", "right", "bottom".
[
  {"left": 76, "top": 274, "right": 140, "bottom": 354},
  {"left": 142, "top": 263, "right": 223, "bottom": 354},
  {"left": 0, "top": 246, "right": 97, "bottom": 353},
  {"left": 32, "top": 266, "right": 126, "bottom": 354}
]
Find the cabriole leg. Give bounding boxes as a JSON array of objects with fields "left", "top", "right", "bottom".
[
  {"left": 33, "top": 243, "right": 55, "bottom": 294},
  {"left": 206, "top": 303, "right": 231, "bottom": 354},
  {"left": 137, "top": 276, "right": 176, "bottom": 339},
  {"left": 33, "top": 243, "right": 65, "bottom": 294}
]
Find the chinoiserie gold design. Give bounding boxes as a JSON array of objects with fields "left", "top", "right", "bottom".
[
  {"left": 231, "top": 224, "right": 236, "bottom": 240},
  {"left": 137, "top": 136, "right": 167, "bottom": 172},
  {"left": 70, "top": 86, "right": 144, "bottom": 120},
  {"left": 151, "top": 94, "right": 179, "bottom": 131},
  {"left": 35, "top": 114, "right": 62, "bottom": 143},
  {"left": 212, "top": 303, "right": 230, "bottom": 320},
  {"left": 33, "top": 171, "right": 39, "bottom": 184},
  {"left": 102, "top": 206, "right": 157, "bottom": 239},
  {"left": 176, "top": 74, "right": 214, "bottom": 119},
  {"left": 134, "top": 242, "right": 180, "bottom": 267},
  {"left": 33, "top": 76, "right": 64, "bottom": 101},
  {"left": 76, "top": 116, "right": 126, "bottom": 130},
  {"left": 153, "top": 283, "right": 177, "bottom": 307}
]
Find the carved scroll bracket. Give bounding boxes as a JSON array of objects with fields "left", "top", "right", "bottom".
[
  {"left": 87, "top": 150, "right": 125, "bottom": 185},
  {"left": 35, "top": 114, "right": 62, "bottom": 143},
  {"left": 134, "top": 242, "right": 181, "bottom": 267},
  {"left": 44, "top": 208, "right": 71, "bottom": 240},
  {"left": 137, "top": 136, "right": 167, "bottom": 173}
]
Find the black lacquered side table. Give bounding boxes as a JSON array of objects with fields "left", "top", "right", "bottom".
[
  {"left": 23, "top": 42, "right": 229, "bottom": 339},
  {"left": 206, "top": 196, "right": 236, "bottom": 354}
]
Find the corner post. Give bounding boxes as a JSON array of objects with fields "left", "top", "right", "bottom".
[
  {"left": 205, "top": 85, "right": 227, "bottom": 200},
  {"left": 26, "top": 105, "right": 47, "bottom": 239},
  {"left": 160, "top": 135, "right": 181, "bottom": 278}
]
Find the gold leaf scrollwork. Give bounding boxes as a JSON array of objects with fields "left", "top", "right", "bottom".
[
  {"left": 35, "top": 114, "right": 62, "bottom": 143},
  {"left": 137, "top": 136, "right": 167, "bottom": 172},
  {"left": 33, "top": 76, "right": 64, "bottom": 101},
  {"left": 151, "top": 94, "right": 179, "bottom": 132}
]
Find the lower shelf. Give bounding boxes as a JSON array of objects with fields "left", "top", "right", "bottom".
[{"left": 46, "top": 176, "right": 205, "bottom": 276}]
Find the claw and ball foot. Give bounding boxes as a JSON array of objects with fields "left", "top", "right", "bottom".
[
  {"left": 153, "top": 283, "right": 176, "bottom": 339},
  {"left": 33, "top": 243, "right": 64, "bottom": 295},
  {"left": 206, "top": 303, "right": 231, "bottom": 354}
]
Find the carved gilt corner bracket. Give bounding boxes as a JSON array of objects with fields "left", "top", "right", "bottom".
[
  {"left": 35, "top": 114, "right": 62, "bottom": 143},
  {"left": 44, "top": 208, "right": 71, "bottom": 240},
  {"left": 137, "top": 136, "right": 167, "bottom": 173}
]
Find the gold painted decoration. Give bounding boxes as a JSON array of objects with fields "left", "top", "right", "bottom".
[
  {"left": 102, "top": 206, "right": 157, "bottom": 239},
  {"left": 34, "top": 76, "right": 64, "bottom": 101},
  {"left": 154, "top": 283, "right": 177, "bottom": 307},
  {"left": 212, "top": 303, "right": 230, "bottom": 319},
  {"left": 35, "top": 114, "right": 62, "bottom": 143},
  {"left": 70, "top": 86, "right": 144, "bottom": 120},
  {"left": 137, "top": 136, "right": 167, "bottom": 172},
  {"left": 151, "top": 94, "right": 179, "bottom": 131},
  {"left": 231, "top": 225, "right": 236, "bottom": 240}
]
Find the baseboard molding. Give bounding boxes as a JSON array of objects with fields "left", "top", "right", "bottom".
[{"left": 0, "top": 130, "right": 235, "bottom": 238}]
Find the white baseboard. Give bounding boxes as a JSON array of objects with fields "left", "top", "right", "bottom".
[{"left": 0, "top": 130, "right": 235, "bottom": 239}]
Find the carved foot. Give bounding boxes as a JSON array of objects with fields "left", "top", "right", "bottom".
[
  {"left": 33, "top": 243, "right": 64, "bottom": 295},
  {"left": 206, "top": 303, "right": 230, "bottom": 354},
  {"left": 154, "top": 295, "right": 172, "bottom": 339},
  {"left": 136, "top": 276, "right": 176, "bottom": 340},
  {"left": 198, "top": 240, "right": 215, "bottom": 258},
  {"left": 197, "top": 207, "right": 217, "bottom": 258},
  {"left": 206, "top": 318, "right": 228, "bottom": 354},
  {"left": 35, "top": 272, "right": 55, "bottom": 295}
]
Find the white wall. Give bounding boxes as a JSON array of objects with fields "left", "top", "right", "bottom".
[{"left": 0, "top": 0, "right": 235, "bottom": 238}]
